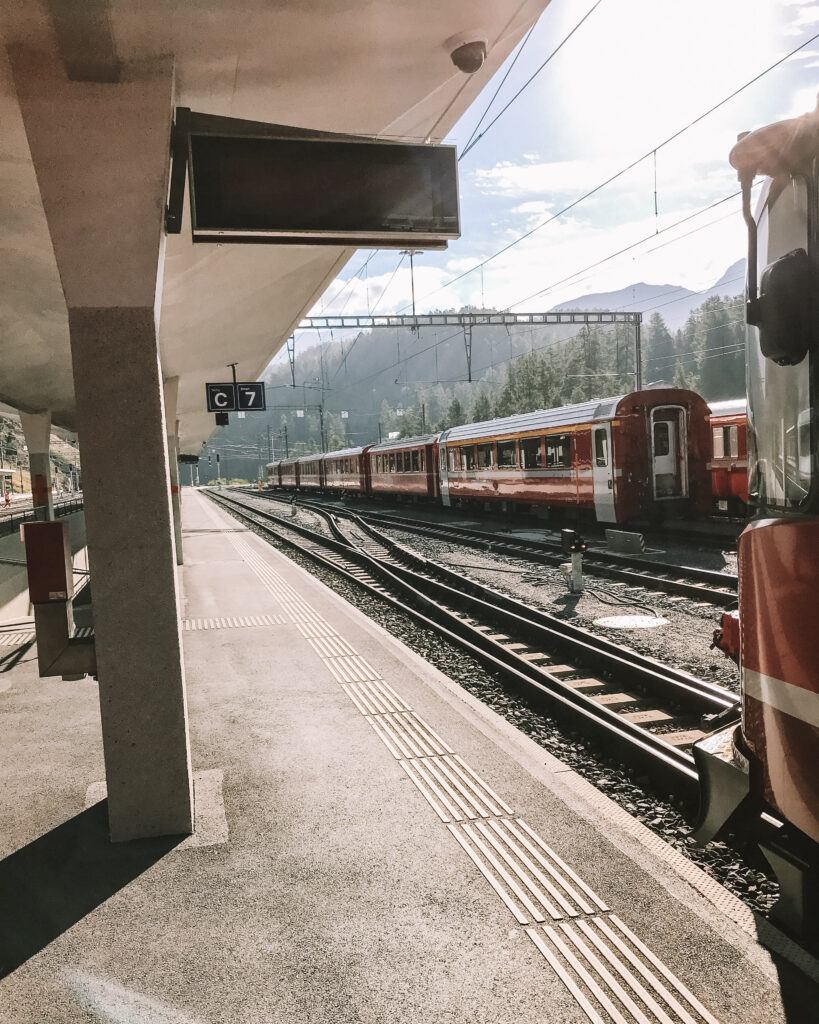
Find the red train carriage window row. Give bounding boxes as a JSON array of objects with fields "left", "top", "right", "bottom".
[
  {"left": 449, "top": 433, "right": 574, "bottom": 473},
  {"left": 372, "top": 451, "right": 426, "bottom": 473},
  {"left": 712, "top": 425, "right": 739, "bottom": 459}
]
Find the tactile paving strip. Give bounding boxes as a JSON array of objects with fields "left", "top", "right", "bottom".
[
  {"left": 182, "top": 614, "right": 286, "bottom": 630},
  {"left": 207, "top": 496, "right": 725, "bottom": 1024}
]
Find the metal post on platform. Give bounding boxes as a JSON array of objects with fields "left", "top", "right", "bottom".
[{"left": 635, "top": 317, "right": 642, "bottom": 391}]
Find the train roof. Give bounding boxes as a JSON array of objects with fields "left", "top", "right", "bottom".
[
  {"left": 438, "top": 395, "right": 625, "bottom": 444},
  {"left": 297, "top": 453, "right": 324, "bottom": 464},
  {"left": 368, "top": 434, "right": 438, "bottom": 453},
  {"left": 323, "top": 446, "right": 365, "bottom": 460},
  {"left": 708, "top": 398, "right": 747, "bottom": 418}
]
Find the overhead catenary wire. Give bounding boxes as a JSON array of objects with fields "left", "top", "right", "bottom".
[
  {"left": 460, "top": 0, "right": 607, "bottom": 161},
  {"left": 399, "top": 30, "right": 819, "bottom": 314}
]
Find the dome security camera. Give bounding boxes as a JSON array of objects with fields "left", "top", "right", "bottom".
[{"left": 446, "top": 31, "right": 488, "bottom": 74}]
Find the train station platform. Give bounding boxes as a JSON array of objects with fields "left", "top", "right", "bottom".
[{"left": 1, "top": 487, "right": 818, "bottom": 1023}]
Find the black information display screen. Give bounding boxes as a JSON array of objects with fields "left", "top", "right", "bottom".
[{"left": 188, "top": 134, "right": 459, "bottom": 247}]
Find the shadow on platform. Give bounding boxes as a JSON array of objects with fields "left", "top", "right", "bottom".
[
  {"left": 0, "top": 800, "right": 181, "bottom": 978},
  {"left": 0, "top": 639, "right": 34, "bottom": 674}
]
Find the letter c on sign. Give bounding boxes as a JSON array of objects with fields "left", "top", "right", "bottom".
[{"left": 215, "top": 391, "right": 228, "bottom": 407}]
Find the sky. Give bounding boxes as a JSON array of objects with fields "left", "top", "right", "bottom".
[{"left": 295, "top": 0, "right": 819, "bottom": 342}]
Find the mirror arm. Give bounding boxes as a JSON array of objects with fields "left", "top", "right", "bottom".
[{"left": 740, "top": 174, "right": 762, "bottom": 327}]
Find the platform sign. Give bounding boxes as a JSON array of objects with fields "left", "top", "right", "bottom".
[
  {"left": 206, "top": 383, "right": 236, "bottom": 412},
  {"left": 206, "top": 381, "right": 266, "bottom": 413},
  {"left": 237, "top": 382, "right": 266, "bottom": 411}
]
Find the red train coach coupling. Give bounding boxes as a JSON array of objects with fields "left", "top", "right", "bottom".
[{"left": 710, "top": 609, "right": 740, "bottom": 664}]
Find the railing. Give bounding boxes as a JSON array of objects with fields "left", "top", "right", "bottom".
[{"left": 0, "top": 495, "right": 84, "bottom": 539}]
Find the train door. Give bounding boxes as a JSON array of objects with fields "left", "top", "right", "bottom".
[
  {"left": 650, "top": 406, "right": 687, "bottom": 499},
  {"left": 591, "top": 424, "right": 616, "bottom": 522},
  {"left": 440, "top": 444, "right": 451, "bottom": 506}
]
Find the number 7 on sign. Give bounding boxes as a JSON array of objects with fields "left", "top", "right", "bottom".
[{"left": 237, "top": 383, "right": 266, "bottom": 411}]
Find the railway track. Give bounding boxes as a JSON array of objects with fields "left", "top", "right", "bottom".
[
  {"left": 211, "top": 488, "right": 741, "bottom": 801},
  {"left": 245, "top": 489, "right": 739, "bottom": 607}
]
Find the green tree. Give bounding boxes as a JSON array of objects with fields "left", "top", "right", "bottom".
[{"left": 644, "top": 312, "right": 676, "bottom": 386}]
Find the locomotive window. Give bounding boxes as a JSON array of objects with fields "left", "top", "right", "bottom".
[
  {"left": 477, "top": 443, "right": 494, "bottom": 469},
  {"left": 448, "top": 449, "right": 456, "bottom": 471},
  {"left": 594, "top": 428, "right": 609, "bottom": 467},
  {"left": 653, "top": 421, "right": 670, "bottom": 457},
  {"left": 520, "top": 437, "right": 542, "bottom": 469},
  {"left": 498, "top": 440, "right": 517, "bottom": 467},
  {"left": 411, "top": 450, "right": 420, "bottom": 472},
  {"left": 728, "top": 425, "right": 739, "bottom": 459},
  {"left": 460, "top": 445, "right": 476, "bottom": 471},
  {"left": 712, "top": 427, "right": 724, "bottom": 459},
  {"left": 546, "top": 434, "right": 571, "bottom": 468}
]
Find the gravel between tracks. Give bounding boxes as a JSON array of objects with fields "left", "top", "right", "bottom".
[{"left": 223, "top": 492, "right": 779, "bottom": 919}]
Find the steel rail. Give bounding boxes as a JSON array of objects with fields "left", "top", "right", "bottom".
[{"left": 249, "top": 490, "right": 738, "bottom": 605}]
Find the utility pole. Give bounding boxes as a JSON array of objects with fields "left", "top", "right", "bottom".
[
  {"left": 634, "top": 318, "right": 643, "bottom": 390},
  {"left": 267, "top": 423, "right": 272, "bottom": 462},
  {"left": 283, "top": 424, "right": 289, "bottom": 457},
  {"left": 421, "top": 403, "right": 426, "bottom": 433}
]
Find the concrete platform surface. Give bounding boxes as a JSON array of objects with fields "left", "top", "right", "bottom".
[{"left": 1, "top": 487, "right": 817, "bottom": 1023}]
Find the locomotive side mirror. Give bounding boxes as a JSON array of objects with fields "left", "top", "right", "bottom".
[{"left": 757, "top": 248, "right": 819, "bottom": 366}]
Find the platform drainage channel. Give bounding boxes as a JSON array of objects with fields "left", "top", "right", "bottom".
[{"left": 208, "top": 494, "right": 724, "bottom": 1024}]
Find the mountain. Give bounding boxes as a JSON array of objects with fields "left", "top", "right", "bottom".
[{"left": 552, "top": 259, "right": 745, "bottom": 331}]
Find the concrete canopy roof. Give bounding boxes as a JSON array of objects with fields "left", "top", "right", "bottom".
[{"left": 0, "top": 0, "right": 549, "bottom": 454}]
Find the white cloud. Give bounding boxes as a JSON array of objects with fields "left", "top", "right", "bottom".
[{"left": 473, "top": 158, "right": 620, "bottom": 198}]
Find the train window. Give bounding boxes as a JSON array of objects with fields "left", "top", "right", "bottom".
[
  {"left": 388, "top": 453, "right": 395, "bottom": 472},
  {"left": 520, "top": 437, "right": 542, "bottom": 469},
  {"left": 460, "top": 445, "right": 476, "bottom": 471},
  {"left": 498, "top": 440, "right": 517, "bottom": 467},
  {"left": 419, "top": 450, "right": 425, "bottom": 471},
  {"left": 404, "top": 452, "right": 412, "bottom": 471},
  {"left": 594, "top": 428, "right": 609, "bottom": 468},
  {"left": 728, "top": 425, "right": 739, "bottom": 459},
  {"left": 411, "top": 450, "right": 420, "bottom": 472},
  {"left": 712, "top": 427, "right": 724, "bottom": 459},
  {"left": 477, "top": 443, "right": 494, "bottom": 469},
  {"left": 653, "top": 422, "right": 670, "bottom": 457},
  {"left": 546, "top": 434, "right": 571, "bottom": 468},
  {"left": 448, "top": 449, "right": 456, "bottom": 471}
]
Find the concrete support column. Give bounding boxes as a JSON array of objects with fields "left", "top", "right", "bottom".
[
  {"left": 163, "top": 377, "right": 183, "bottom": 566},
  {"left": 11, "top": 48, "right": 193, "bottom": 840},
  {"left": 19, "top": 410, "right": 53, "bottom": 520},
  {"left": 69, "top": 307, "right": 193, "bottom": 839}
]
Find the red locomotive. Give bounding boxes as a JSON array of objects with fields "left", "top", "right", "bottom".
[
  {"left": 708, "top": 399, "right": 748, "bottom": 514},
  {"left": 437, "top": 388, "right": 711, "bottom": 523},
  {"left": 694, "top": 101, "right": 819, "bottom": 935}
]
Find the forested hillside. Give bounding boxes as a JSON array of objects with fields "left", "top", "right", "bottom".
[{"left": 203, "top": 280, "right": 744, "bottom": 482}]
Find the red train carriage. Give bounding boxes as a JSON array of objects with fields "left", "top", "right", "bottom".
[
  {"left": 323, "top": 446, "right": 369, "bottom": 494},
  {"left": 708, "top": 399, "right": 748, "bottom": 512},
  {"left": 265, "top": 461, "right": 282, "bottom": 488},
  {"left": 275, "top": 457, "right": 300, "bottom": 488},
  {"left": 694, "top": 103, "right": 819, "bottom": 935},
  {"left": 367, "top": 435, "right": 439, "bottom": 500},
  {"left": 437, "top": 388, "right": 710, "bottom": 524},
  {"left": 297, "top": 454, "right": 324, "bottom": 490}
]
